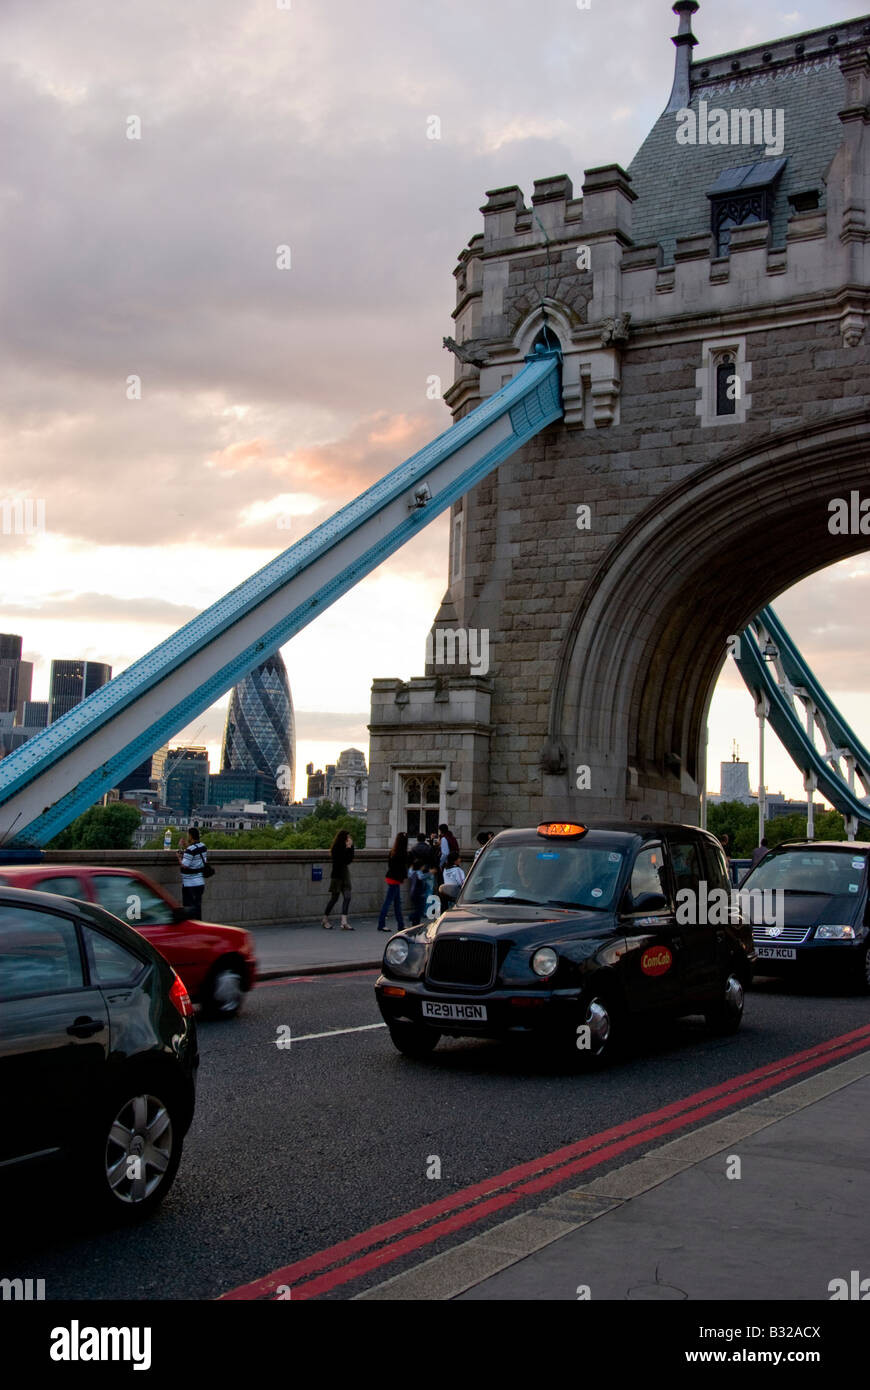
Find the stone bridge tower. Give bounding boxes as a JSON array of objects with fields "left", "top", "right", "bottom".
[{"left": 367, "top": 2, "right": 870, "bottom": 848}]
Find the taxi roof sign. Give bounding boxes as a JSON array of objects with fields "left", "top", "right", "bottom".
[{"left": 537, "top": 822, "right": 587, "bottom": 838}]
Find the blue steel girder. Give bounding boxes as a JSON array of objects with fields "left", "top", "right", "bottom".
[
  {"left": 0, "top": 349, "right": 562, "bottom": 846},
  {"left": 734, "top": 606, "right": 870, "bottom": 826}
]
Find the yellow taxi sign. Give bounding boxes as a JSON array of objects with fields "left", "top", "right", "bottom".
[{"left": 537, "top": 822, "right": 587, "bottom": 838}]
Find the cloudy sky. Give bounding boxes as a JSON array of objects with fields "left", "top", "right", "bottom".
[{"left": 2, "top": 0, "right": 867, "bottom": 804}]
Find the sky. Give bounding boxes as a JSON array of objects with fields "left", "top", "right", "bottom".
[{"left": 1, "top": 0, "right": 868, "bottom": 804}]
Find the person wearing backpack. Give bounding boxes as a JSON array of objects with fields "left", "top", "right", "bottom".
[
  {"left": 438, "top": 822, "right": 459, "bottom": 871},
  {"left": 178, "top": 824, "right": 210, "bottom": 918}
]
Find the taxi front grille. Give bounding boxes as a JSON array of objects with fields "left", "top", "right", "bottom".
[
  {"left": 751, "top": 925, "right": 811, "bottom": 945},
  {"left": 428, "top": 939, "right": 496, "bottom": 988}
]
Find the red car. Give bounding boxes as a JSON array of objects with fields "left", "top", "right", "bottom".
[{"left": 0, "top": 864, "right": 257, "bottom": 1020}]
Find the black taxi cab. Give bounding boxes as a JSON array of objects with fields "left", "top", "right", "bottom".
[{"left": 375, "top": 821, "right": 755, "bottom": 1065}]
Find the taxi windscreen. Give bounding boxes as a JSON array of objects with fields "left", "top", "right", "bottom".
[
  {"left": 463, "top": 842, "right": 627, "bottom": 911},
  {"left": 747, "top": 848, "right": 868, "bottom": 896}
]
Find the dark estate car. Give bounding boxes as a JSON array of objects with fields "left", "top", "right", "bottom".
[
  {"left": 376, "top": 821, "right": 755, "bottom": 1064},
  {"left": 0, "top": 886, "right": 198, "bottom": 1222},
  {"left": 739, "top": 841, "right": 870, "bottom": 990}
]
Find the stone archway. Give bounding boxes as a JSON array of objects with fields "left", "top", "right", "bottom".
[{"left": 542, "top": 408, "right": 870, "bottom": 821}]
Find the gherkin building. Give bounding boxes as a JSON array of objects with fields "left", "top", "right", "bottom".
[{"left": 221, "top": 652, "right": 295, "bottom": 805}]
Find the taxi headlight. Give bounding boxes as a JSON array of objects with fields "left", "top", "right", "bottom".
[
  {"left": 815, "top": 925, "right": 856, "bottom": 940},
  {"left": 531, "top": 947, "right": 559, "bottom": 977},
  {"left": 385, "top": 938, "right": 411, "bottom": 966}
]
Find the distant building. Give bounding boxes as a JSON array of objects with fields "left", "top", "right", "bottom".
[
  {"left": 163, "top": 747, "right": 210, "bottom": 817},
  {"left": 0, "top": 633, "right": 33, "bottom": 724},
  {"left": 222, "top": 653, "right": 295, "bottom": 805},
  {"left": 131, "top": 804, "right": 187, "bottom": 848},
  {"left": 765, "top": 796, "right": 826, "bottom": 822},
  {"left": 21, "top": 701, "right": 48, "bottom": 728},
  {"left": 707, "top": 745, "right": 755, "bottom": 807},
  {"left": 331, "top": 748, "right": 368, "bottom": 813},
  {"left": 0, "top": 707, "right": 48, "bottom": 759},
  {"left": 49, "top": 659, "right": 112, "bottom": 723},
  {"left": 208, "top": 769, "right": 277, "bottom": 807},
  {"left": 116, "top": 745, "right": 168, "bottom": 799},
  {"left": 306, "top": 762, "right": 336, "bottom": 801}
]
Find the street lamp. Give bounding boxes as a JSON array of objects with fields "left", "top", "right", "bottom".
[{"left": 755, "top": 694, "right": 769, "bottom": 845}]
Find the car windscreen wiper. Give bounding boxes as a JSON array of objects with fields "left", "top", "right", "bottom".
[
  {"left": 545, "top": 899, "right": 608, "bottom": 911},
  {"left": 474, "top": 895, "right": 542, "bottom": 906}
]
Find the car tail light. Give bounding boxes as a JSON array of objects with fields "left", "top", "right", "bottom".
[{"left": 169, "top": 972, "right": 194, "bottom": 1018}]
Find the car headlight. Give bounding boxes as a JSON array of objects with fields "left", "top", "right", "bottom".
[
  {"left": 531, "top": 946, "right": 559, "bottom": 977},
  {"left": 815, "top": 925, "right": 857, "bottom": 940},
  {"left": 385, "top": 938, "right": 410, "bottom": 966}
]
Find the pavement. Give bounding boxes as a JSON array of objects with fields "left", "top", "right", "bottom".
[
  {"left": 358, "top": 1051, "right": 870, "bottom": 1301},
  {"left": 250, "top": 916, "right": 386, "bottom": 976}
]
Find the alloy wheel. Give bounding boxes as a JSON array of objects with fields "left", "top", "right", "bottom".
[{"left": 105, "top": 1094, "right": 173, "bottom": 1204}]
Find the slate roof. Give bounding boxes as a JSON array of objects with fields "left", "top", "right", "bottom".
[{"left": 627, "top": 12, "right": 870, "bottom": 262}]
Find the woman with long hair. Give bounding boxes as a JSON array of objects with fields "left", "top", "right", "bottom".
[
  {"left": 322, "top": 827, "right": 355, "bottom": 930},
  {"left": 377, "top": 831, "right": 409, "bottom": 933}
]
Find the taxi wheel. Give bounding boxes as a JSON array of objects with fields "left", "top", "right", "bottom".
[
  {"left": 572, "top": 992, "right": 622, "bottom": 1068},
  {"left": 704, "top": 970, "right": 745, "bottom": 1034},
  {"left": 388, "top": 1023, "right": 441, "bottom": 1058}
]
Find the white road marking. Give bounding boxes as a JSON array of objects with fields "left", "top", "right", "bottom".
[{"left": 289, "top": 1023, "right": 388, "bottom": 1042}]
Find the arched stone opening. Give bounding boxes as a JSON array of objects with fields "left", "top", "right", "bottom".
[{"left": 543, "top": 409, "right": 870, "bottom": 822}]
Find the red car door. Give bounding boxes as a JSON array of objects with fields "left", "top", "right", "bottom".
[{"left": 87, "top": 871, "right": 209, "bottom": 997}]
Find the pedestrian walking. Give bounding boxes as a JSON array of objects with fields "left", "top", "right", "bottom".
[
  {"left": 410, "top": 832, "right": 433, "bottom": 868},
  {"left": 438, "top": 852, "right": 466, "bottom": 910},
  {"left": 322, "top": 828, "right": 355, "bottom": 930},
  {"left": 378, "top": 832, "right": 409, "bottom": 932},
  {"left": 749, "top": 837, "right": 768, "bottom": 870},
  {"left": 408, "top": 855, "right": 429, "bottom": 926},
  {"left": 178, "top": 824, "right": 209, "bottom": 918}
]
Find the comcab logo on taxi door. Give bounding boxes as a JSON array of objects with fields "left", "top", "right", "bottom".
[{"left": 641, "top": 945, "right": 673, "bottom": 976}]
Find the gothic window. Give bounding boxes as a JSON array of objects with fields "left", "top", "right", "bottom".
[
  {"left": 707, "top": 158, "right": 786, "bottom": 257},
  {"left": 402, "top": 773, "right": 441, "bottom": 837},
  {"left": 715, "top": 355, "right": 737, "bottom": 416},
  {"left": 695, "top": 337, "right": 751, "bottom": 428},
  {"left": 532, "top": 325, "right": 560, "bottom": 353},
  {"left": 712, "top": 195, "right": 766, "bottom": 256}
]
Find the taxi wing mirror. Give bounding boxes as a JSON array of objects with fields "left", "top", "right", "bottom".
[
  {"left": 171, "top": 905, "right": 188, "bottom": 924},
  {"left": 627, "top": 891, "right": 668, "bottom": 915}
]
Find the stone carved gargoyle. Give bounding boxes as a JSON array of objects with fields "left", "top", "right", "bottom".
[
  {"left": 442, "top": 336, "right": 491, "bottom": 368},
  {"left": 599, "top": 313, "right": 632, "bottom": 348}
]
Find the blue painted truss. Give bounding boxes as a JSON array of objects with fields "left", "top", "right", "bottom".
[{"left": 0, "top": 349, "right": 563, "bottom": 845}]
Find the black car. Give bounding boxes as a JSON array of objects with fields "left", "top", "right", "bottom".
[
  {"left": 375, "top": 821, "right": 755, "bottom": 1064},
  {"left": 739, "top": 840, "right": 870, "bottom": 990},
  {"left": 0, "top": 885, "right": 198, "bottom": 1221}
]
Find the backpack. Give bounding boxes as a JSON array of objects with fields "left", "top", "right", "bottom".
[{"left": 190, "top": 843, "right": 215, "bottom": 879}]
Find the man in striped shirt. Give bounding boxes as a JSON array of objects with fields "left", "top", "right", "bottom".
[{"left": 178, "top": 824, "right": 208, "bottom": 918}]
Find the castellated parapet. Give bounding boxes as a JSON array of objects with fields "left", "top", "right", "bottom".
[{"left": 367, "top": 7, "right": 870, "bottom": 847}]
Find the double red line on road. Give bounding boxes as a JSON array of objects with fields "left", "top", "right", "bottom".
[{"left": 219, "top": 1022, "right": 870, "bottom": 1301}]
